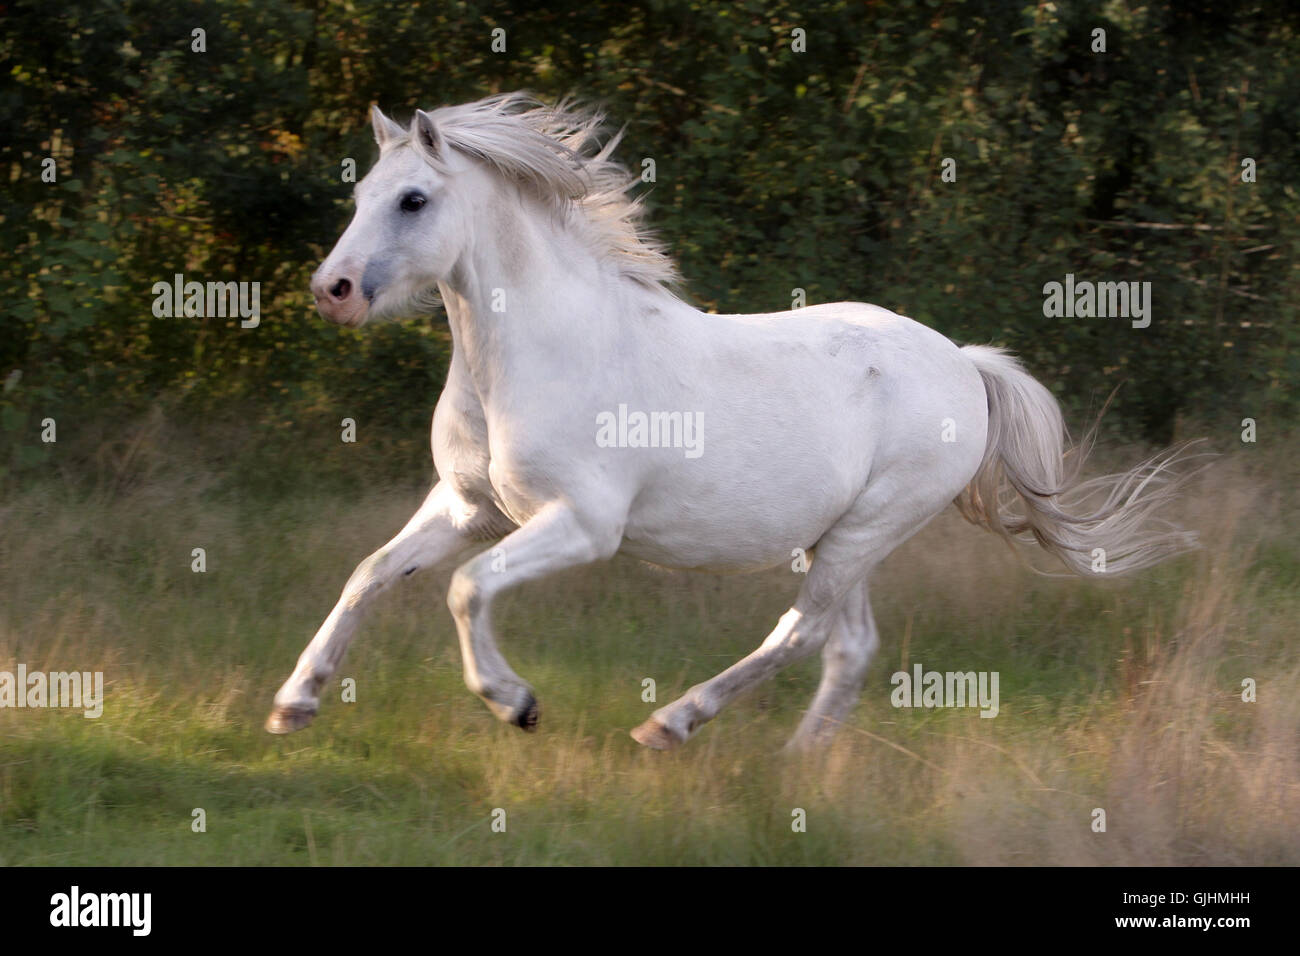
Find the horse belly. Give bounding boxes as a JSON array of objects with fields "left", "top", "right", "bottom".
[{"left": 618, "top": 457, "right": 863, "bottom": 572}]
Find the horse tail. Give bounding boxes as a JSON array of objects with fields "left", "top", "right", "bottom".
[{"left": 954, "top": 345, "right": 1206, "bottom": 576}]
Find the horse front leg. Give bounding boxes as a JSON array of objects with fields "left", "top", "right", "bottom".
[
  {"left": 266, "top": 482, "right": 488, "bottom": 733},
  {"left": 446, "top": 502, "right": 621, "bottom": 729}
]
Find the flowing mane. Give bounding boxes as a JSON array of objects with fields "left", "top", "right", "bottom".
[{"left": 386, "top": 92, "right": 679, "bottom": 290}]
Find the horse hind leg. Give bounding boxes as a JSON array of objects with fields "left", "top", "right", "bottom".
[
  {"left": 631, "top": 470, "right": 950, "bottom": 751},
  {"left": 630, "top": 600, "right": 841, "bottom": 750},
  {"left": 630, "top": 518, "right": 876, "bottom": 750},
  {"left": 785, "top": 576, "right": 879, "bottom": 751}
]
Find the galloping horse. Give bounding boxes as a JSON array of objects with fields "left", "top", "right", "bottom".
[{"left": 267, "top": 94, "right": 1198, "bottom": 750}]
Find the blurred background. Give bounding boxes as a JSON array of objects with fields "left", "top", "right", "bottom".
[
  {"left": 3, "top": 0, "right": 1298, "bottom": 469},
  {"left": 0, "top": 1, "right": 1297, "bottom": 865}
]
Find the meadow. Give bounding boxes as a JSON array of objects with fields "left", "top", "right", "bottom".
[{"left": 1, "top": 413, "right": 1296, "bottom": 865}]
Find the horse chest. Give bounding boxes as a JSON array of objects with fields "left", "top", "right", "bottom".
[{"left": 483, "top": 456, "right": 541, "bottom": 527}]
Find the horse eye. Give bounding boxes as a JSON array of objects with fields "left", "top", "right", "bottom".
[{"left": 399, "top": 192, "right": 427, "bottom": 213}]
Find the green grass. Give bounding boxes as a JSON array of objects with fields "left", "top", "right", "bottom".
[{"left": 1, "top": 419, "right": 1298, "bottom": 865}]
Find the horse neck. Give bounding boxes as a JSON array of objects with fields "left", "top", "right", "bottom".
[{"left": 440, "top": 189, "right": 624, "bottom": 400}]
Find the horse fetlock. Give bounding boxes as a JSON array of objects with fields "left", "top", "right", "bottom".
[
  {"left": 630, "top": 715, "right": 686, "bottom": 751},
  {"left": 474, "top": 680, "right": 539, "bottom": 730},
  {"left": 786, "top": 714, "right": 843, "bottom": 752},
  {"left": 632, "top": 699, "right": 705, "bottom": 750}
]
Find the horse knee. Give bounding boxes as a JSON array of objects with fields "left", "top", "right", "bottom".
[
  {"left": 342, "top": 553, "right": 390, "bottom": 609},
  {"left": 447, "top": 567, "right": 484, "bottom": 620}
]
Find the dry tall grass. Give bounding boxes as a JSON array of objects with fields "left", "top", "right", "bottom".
[{"left": 0, "top": 415, "right": 1295, "bottom": 864}]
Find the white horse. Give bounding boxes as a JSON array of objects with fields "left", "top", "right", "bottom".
[{"left": 268, "top": 93, "right": 1199, "bottom": 750}]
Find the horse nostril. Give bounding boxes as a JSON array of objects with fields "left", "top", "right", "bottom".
[{"left": 330, "top": 278, "right": 352, "bottom": 301}]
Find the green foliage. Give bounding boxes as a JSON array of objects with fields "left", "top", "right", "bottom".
[{"left": 2, "top": 0, "right": 1297, "bottom": 463}]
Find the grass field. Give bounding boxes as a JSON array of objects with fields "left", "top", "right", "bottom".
[{"left": 1, "top": 415, "right": 1297, "bottom": 865}]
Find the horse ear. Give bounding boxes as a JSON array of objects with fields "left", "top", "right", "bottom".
[
  {"left": 371, "top": 105, "right": 404, "bottom": 147},
  {"left": 412, "top": 109, "right": 442, "bottom": 160}
]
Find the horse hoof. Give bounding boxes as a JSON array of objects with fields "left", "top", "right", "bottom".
[
  {"left": 513, "top": 693, "right": 540, "bottom": 731},
  {"left": 265, "top": 704, "right": 317, "bottom": 734},
  {"left": 630, "top": 717, "right": 681, "bottom": 751}
]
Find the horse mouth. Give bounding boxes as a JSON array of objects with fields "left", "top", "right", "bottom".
[{"left": 315, "top": 297, "right": 369, "bottom": 327}]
